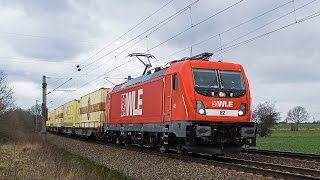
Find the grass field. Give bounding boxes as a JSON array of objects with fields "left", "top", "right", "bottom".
[
  {"left": 0, "top": 110, "right": 129, "bottom": 180},
  {"left": 253, "top": 123, "right": 320, "bottom": 154}
]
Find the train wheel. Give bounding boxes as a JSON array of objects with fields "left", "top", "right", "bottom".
[
  {"left": 210, "top": 154, "right": 219, "bottom": 160},
  {"left": 176, "top": 144, "right": 187, "bottom": 156},
  {"left": 124, "top": 139, "right": 131, "bottom": 147},
  {"left": 159, "top": 145, "right": 167, "bottom": 153}
]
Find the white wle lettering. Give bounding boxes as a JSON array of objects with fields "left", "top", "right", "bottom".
[
  {"left": 212, "top": 101, "right": 233, "bottom": 108},
  {"left": 121, "top": 89, "right": 143, "bottom": 117}
]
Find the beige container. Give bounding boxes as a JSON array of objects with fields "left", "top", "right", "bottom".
[
  {"left": 79, "top": 88, "right": 109, "bottom": 128},
  {"left": 55, "top": 105, "right": 64, "bottom": 127}
]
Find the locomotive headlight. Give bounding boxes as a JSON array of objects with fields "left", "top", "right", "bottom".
[
  {"left": 196, "top": 101, "right": 206, "bottom": 115},
  {"left": 219, "top": 91, "right": 226, "bottom": 97},
  {"left": 199, "top": 109, "right": 205, "bottom": 114},
  {"left": 238, "top": 110, "right": 244, "bottom": 116},
  {"left": 238, "top": 103, "right": 246, "bottom": 116}
]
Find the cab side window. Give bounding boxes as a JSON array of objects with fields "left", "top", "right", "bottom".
[{"left": 173, "top": 73, "right": 178, "bottom": 90}]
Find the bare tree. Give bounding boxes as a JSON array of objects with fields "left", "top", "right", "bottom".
[
  {"left": 28, "top": 104, "right": 42, "bottom": 117},
  {"left": 28, "top": 104, "right": 42, "bottom": 131},
  {"left": 252, "top": 102, "right": 280, "bottom": 137},
  {"left": 0, "top": 70, "right": 14, "bottom": 120},
  {"left": 285, "top": 106, "right": 309, "bottom": 131}
]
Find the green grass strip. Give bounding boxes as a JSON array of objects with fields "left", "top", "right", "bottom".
[{"left": 57, "top": 147, "right": 130, "bottom": 180}]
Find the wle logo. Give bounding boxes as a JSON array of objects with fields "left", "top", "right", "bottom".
[
  {"left": 212, "top": 101, "right": 233, "bottom": 108},
  {"left": 121, "top": 89, "right": 143, "bottom": 117}
]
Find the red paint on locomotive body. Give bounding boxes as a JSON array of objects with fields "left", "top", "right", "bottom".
[
  {"left": 107, "top": 59, "right": 251, "bottom": 125},
  {"left": 108, "top": 77, "right": 163, "bottom": 124}
]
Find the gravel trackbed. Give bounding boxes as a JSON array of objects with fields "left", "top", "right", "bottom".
[{"left": 47, "top": 133, "right": 272, "bottom": 180}]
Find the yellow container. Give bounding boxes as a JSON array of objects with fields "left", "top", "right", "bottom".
[
  {"left": 49, "top": 109, "right": 56, "bottom": 127},
  {"left": 55, "top": 106, "right": 64, "bottom": 127},
  {"left": 46, "top": 114, "right": 50, "bottom": 127},
  {"left": 79, "top": 88, "right": 109, "bottom": 128},
  {"left": 63, "top": 99, "right": 80, "bottom": 127}
]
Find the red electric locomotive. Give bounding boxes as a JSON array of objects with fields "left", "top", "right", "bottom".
[{"left": 105, "top": 52, "right": 256, "bottom": 155}]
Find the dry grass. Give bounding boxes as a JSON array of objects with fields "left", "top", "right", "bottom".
[
  {"left": 0, "top": 133, "right": 111, "bottom": 180},
  {"left": 0, "top": 110, "right": 128, "bottom": 180}
]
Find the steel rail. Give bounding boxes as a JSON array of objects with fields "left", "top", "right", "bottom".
[
  {"left": 218, "top": 156, "right": 320, "bottom": 178},
  {"left": 242, "top": 148, "right": 320, "bottom": 162}
]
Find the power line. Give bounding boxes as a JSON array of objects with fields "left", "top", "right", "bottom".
[
  {"left": 82, "top": 0, "right": 201, "bottom": 75},
  {"left": 74, "top": 0, "right": 245, "bottom": 91},
  {"left": 0, "top": 31, "right": 93, "bottom": 43},
  {"left": 47, "top": 78, "right": 72, "bottom": 95},
  {"left": 78, "top": 0, "right": 200, "bottom": 72},
  {"left": 146, "top": 0, "right": 245, "bottom": 53},
  {"left": 211, "top": 0, "right": 317, "bottom": 54},
  {"left": 0, "top": 57, "right": 81, "bottom": 65},
  {"left": 90, "top": 0, "right": 318, "bottom": 89},
  {"left": 51, "top": 0, "right": 200, "bottom": 89},
  {"left": 76, "top": 0, "right": 175, "bottom": 68},
  {"left": 48, "top": 0, "right": 180, "bottom": 87},
  {"left": 156, "top": 0, "right": 294, "bottom": 61},
  {"left": 213, "top": 10, "right": 320, "bottom": 55},
  {"left": 49, "top": 1, "right": 319, "bottom": 108},
  {"left": 48, "top": 77, "right": 77, "bottom": 108}
]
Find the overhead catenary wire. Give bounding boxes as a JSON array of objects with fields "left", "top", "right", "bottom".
[
  {"left": 78, "top": 0, "right": 200, "bottom": 72},
  {"left": 48, "top": 77, "right": 78, "bottom": 108},
  {"left": 83, "top": 0, "right": 244, "bottom": 76},
  {"left": 47, "top": 78, "right": 72, "bottom": 95},
  {"left": 112, "top": 0, "right": 244, "bottom": 57},
  {"left": 48, "top": 0, "right": 188, "bottom": 86},
  {"left": 49, "top": 1, "right": 319, "bottom": 108},
  {"left": 80, "top": 0, "right": 318, "bottom": 93},
  {"left": 80, "top": 0, "right": 244, "bottom": 77},
  {"left": 145, "top": 0, "right": 245, "bottom": 53},
  {"left": 74, "top": 0, "right": 245, "bottom": 91},
  {"left": 49, "top": 0, "right": 201, "bottom": 90},
  {"left": 156, "top": 0, "right": 294, "bottom": 61},
  {"left": 213, "top": 10, "right": 320, "bottom": 55},
  {"left": 210, "top": 0, "right": 318, "bottom": 55},
  {"left": 76, "top": 0, "right": 176, "bottom": 68},
  {"left": 0, "top": 31, "right": 94, "bottom": 43}
]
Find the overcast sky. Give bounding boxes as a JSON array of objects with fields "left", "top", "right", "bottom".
[{"left": 0, "top": 0, "right": 319, "bottom": 121}]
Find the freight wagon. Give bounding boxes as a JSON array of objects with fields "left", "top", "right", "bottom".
[
  {"left": 47, "top": 88, "right": 109, "bottom": 136},
  {"left": 76, "top": 88, "right": 109, "bottom": 136}
]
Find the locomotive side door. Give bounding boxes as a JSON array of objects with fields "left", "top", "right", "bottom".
[{"left": 162, "top": 75, "right": 172, "bottom": 122}]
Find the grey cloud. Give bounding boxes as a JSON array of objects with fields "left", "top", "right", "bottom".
[
  {"left": 0, "top": 0, "right": 319, "bottom": 121},
  {"left": 0, "top": 0, "right": 103, "bottom": 61}
]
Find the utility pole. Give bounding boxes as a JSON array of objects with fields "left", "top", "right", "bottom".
[
  {"left": 35, "top": 100, "right": 38, "bottom": 132},
  {"left": 41, "top": 76, "right": 47, "bottom": 134}
]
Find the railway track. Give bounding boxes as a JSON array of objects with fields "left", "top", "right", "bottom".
[
  {"left": 49, "top": 133, "right": 320, "bottom": 180},
  {"left": 215, "top": 156, "right": 320, "bottom": 179},
  {"left": 162, "top": 154, "right": 320, "bottom": 179},
  {"left": 242, "top": 148, "right": 320, "bottom": 162}
]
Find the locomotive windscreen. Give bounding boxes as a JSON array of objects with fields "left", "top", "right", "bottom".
[
  {"left": 219, "top": 70, "right": 245, "bottom": 90},
  {"left": 192, "top": 68, "right": 245, "bottom": 97},
  {"left": 192, "top": 69, "right": 219, "bottom": 88}
]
